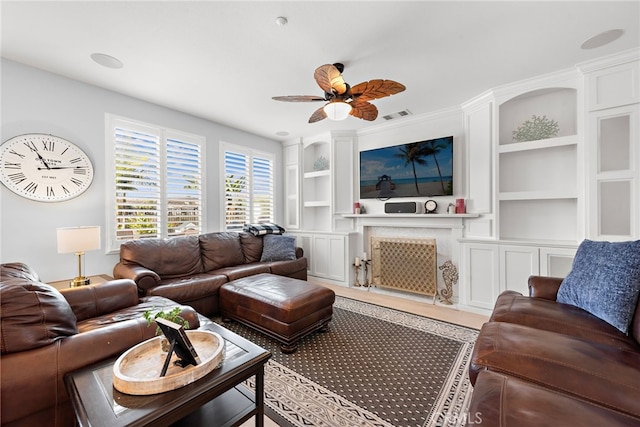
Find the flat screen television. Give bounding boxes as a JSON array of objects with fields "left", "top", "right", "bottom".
[{"left": 359, "top": 136, "right": 453, "bottom": 199}]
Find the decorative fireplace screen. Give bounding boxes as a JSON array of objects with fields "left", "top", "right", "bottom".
[{"left": 371, "top": 237, "right": 437, "bottom": 299}]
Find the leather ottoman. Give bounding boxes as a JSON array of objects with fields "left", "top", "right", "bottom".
[
  {"left": 467, "top": 371, "right": 638, "bottom": 427},
  {"left": 219, "top": 273, "right": 335, "bottom": 353}
]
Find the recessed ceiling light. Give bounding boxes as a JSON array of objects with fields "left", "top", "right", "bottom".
[
  {"left": 275, "top": 16, "right": 288, "bottom": 27},
  {"left": 276, "top": 131, "right": 290, "bottom": 137},
  {"left": 90, "top": 53, "right": 124, "bottom": 69},
  {"left": 581, "top": 29, "right": 624, "bottom": 50}
]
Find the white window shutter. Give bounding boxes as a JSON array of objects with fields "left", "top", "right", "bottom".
[
  {"left": 108, "top": 116, "right": 205, "bottom": 251},
  {"left": 223, "top": 147, "right": 275, "bottom": 231},
  {"left": 114, "top": 125, "right": 161, "bottom": 241},
  {"left": 166, "top": 136, "right": 202, "bottom": 236}
]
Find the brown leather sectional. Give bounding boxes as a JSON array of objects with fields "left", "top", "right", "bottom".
[
  {"left": 0, "top": 262, "right": 209, "bottom": 427},
  {"left": 467, "top": 276, "right": 640, "bottom": 426},
  {"left": 113, "top": 231, "right": 308, "bottom": 317}
]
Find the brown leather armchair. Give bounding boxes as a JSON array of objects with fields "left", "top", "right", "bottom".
[{"left": 0, "top": 263, "right": 202, "bottom": 427}]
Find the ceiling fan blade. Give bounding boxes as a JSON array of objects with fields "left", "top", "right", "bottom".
[
  {"left": 308, "top": 106, "right": 328, "bottom": 123},
  {"left": 349, "top": 101, "right": 378, "bottom": 121},
  {"left": 314, "top": 64, "right": 348, "bottom": 96},
  {"left": 272, "top": 95, "right": 326, "bottom": 102},
  {"left": 350, "top": 79, "right": 406, "bottom": 102}
]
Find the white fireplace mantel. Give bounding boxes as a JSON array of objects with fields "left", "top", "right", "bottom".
[
  {"left": 343, "top": 213, "right": 479, "bottom": 230},
  {"left": 343, "top": 213, "right": 480, "bottom": 305}
]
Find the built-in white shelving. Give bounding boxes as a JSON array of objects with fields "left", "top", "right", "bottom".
[
  {"left": 497, "top": 86, "right": 579, "bottom": 242},
  {"left": 303, "top": 170, "right": 330, "bottom": 179},
  {"left": 497, "top": 134, "right": 578, "bottom": 154}
]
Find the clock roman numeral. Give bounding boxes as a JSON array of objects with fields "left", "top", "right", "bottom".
[
  {"left": 9, "top": 149, "right": 25, "bottom": 159},
  {"left": 70, "top": 177, "right": 83, "bottom": 187},
  {"left": 69, "top": 157, "right": 82, "bottom": 164},
  {"left": 23, "top": 141, "right": 38, "bottom": 152},
  {"left": 24, "top": 182, "right": 38, "bottom": 194},
  {"left": 73, "top": 168, "right": 86, "bottom": 175},
  {"left": 8, "top": 172, "right": 27, "bottom": 184},
  {"left": 47, "top": 186, "right": 55, "bottom": 197},
  {"left": 61, "top": 185, "right": 70, "bottom": 194},
  {"left": 3, "top": 161, "right": 21, "bottom": 170},
  {"left": 61, "top": 147, "right": 69, "bottom": 155},
  {"left": 42, "top": 140, "right": 55, "bottom": 151}
]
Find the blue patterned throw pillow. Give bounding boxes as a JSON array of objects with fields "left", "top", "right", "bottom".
[
  {"left": 557, "top": 239, "right": 640, "bottom": 334},
  {"left": 260, "top": 234, "right": 297, "bottom": 262}
]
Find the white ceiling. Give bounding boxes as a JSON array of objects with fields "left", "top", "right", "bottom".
[{"left": 2, "top": 1, "right": 639, "bottom": 141}]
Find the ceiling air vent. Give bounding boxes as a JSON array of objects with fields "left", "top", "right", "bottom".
[{"left": 382, "top": 109, "right": 412, "bottom": 121}]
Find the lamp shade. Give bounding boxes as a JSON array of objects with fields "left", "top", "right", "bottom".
[
  {"left": 57, "top": 226, "right": 101, "bottom": 254},
  {"left": 323, "top": 101, "right": 352, "bottom": 120}
]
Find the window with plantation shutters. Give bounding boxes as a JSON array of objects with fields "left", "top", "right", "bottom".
[
  {"left": 107, "top": 115, "right": 204, "bottom": 252},
  {"left": 222, "top": 144, "right": 274, "bottom": 231}
]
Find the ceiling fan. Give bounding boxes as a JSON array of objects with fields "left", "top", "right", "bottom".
[{"left": 272, "top": 63, "right": 406, "bottom": 123}]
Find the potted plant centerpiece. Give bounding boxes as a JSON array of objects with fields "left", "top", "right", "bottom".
[{"left": 143, "top": 307, "right": 190, "bottom": 351}]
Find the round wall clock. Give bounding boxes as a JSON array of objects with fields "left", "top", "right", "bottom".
[{"left": 0, "top": 134, "right": 94, "bottom": 202}]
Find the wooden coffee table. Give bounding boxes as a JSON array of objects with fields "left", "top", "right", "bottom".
[{"left": 64, "top": 322, "right": 271, "bottom": 427}]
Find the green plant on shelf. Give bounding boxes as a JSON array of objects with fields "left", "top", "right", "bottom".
[
  {"left": 512, "top": 115, "right": 559, "bottom": 142},
  {"left": 143, "top": 306, "right": 189, "bottom": 335}
]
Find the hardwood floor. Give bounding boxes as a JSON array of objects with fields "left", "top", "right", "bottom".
[
  {"left": 312, "top": 279, "right": 489, "bottom": 330},
  {"left": 242, "top": 279, "right": 488, "bottom": 426}
]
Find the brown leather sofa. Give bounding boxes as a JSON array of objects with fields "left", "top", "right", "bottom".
[
  {"left": 113, "top": 231, "right": 307, "bottom": 317},
  {"left": 467, "top": 276, "right": 640, "bottom": 426},
  {"left": 0, "top": 262, "right": 204, "bottom": 427}
]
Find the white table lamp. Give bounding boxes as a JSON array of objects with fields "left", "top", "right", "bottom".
[{"left": 57, "top": 226, "right": 101, "bottom": 287}]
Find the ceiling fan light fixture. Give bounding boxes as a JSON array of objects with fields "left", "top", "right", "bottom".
[{"left": 323, "top": 101, "right": 352, "bottom": 120}]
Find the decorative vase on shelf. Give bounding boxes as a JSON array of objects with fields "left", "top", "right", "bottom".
[
  {"left": 313, "top": 155, "right": 329, "bottom": 171},
  {"left": 512, "top": 115, "right": 559, "bottom": 142}
]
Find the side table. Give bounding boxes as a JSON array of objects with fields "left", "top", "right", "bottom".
[{"left": 48, "top": 274, "right": 113, "bottom": 290}]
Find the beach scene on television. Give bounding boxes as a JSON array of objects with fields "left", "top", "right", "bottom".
[{"left": 360, "top": 136, "right": 453, "bottom": 199}]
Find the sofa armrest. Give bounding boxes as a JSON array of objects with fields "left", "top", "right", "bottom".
[
  {"left": 295, "top": 246, "right": 304, "bottom": 259},
  {"left": 60, "top": 279, "right": 139, "bottom": 321},
  {"left": 527, "top": 275, "right": 564, "bottom": 300},
  {"left": 0, "top": 318, "right": 154, "bottom": 425},
  {"left": 113, "top": 262, "right": 161, "bottom": 292}
]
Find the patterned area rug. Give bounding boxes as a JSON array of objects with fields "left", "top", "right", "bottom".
[{"left": 217, "top": 297, "right": 478, "bottom": 427}]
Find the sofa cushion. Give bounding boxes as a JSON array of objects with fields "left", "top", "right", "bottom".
[
  {"left": 0, "top": 279, "right": 78, "bottom": 354},
  {"left": 0, "top": 262, "right": 40, "bottom": 282},
  {"left": 213, "top": 263, "right": 271, "bottom": 281},
  {"left": 469, "top": 370, "right": 640, "bottom": 427},
  {"left": 260, "top": 234, "right": 297, "bottom": 262},
  {"left": 148, "top": 274, "right": 228, "bottom": 305},
  {"left": 267, "top": 257, "right": 308, "bottom": 278},
  {"left": 470, "top": 322, "right": 640, "bottom": 418},
  {"left": 243, "top": 223, "right": 285, "bottom": 236},
  {"left": 239, "top": 232, "right": 264, "bottom": 263},
  {"left": 119, "top": 235, "right": 203, "bottom": 279},
  {"left": 199, "top": 232, "right": 246, "bottom": 271},
  {"left": 557, "top": 239, "right": 640, "bottom": 334}
]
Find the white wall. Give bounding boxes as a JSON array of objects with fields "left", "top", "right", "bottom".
[{"left": 1, "top": 59, "right": 284, "bottom": 282}]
